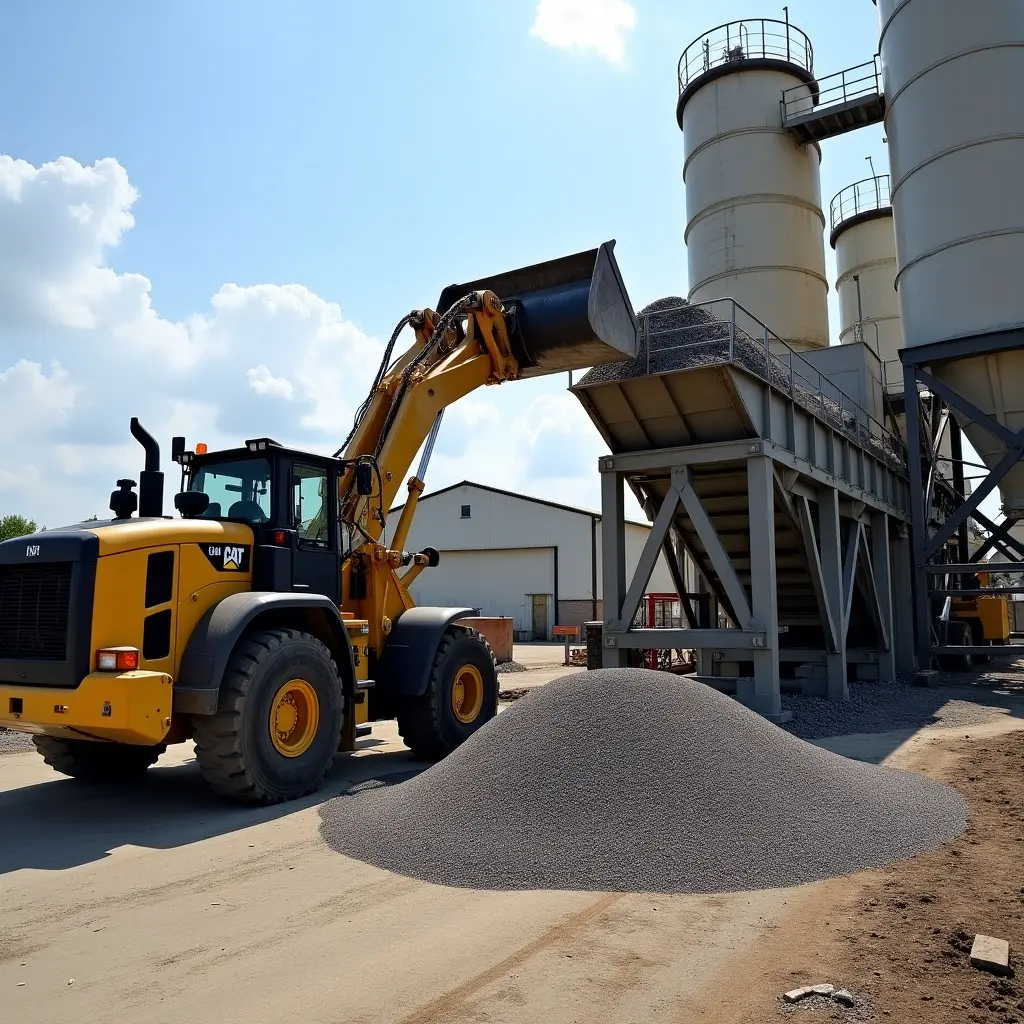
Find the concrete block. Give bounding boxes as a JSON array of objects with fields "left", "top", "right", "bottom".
[
  {"left": 809, "top": 984, "right": 835, "bottom": 997},
  {"left": 783, "top": 987, "right": 812, "bottom": 1003},
  {"left": 970, "top": 934, "right": 1011, "bottom": 976},
  {"left": 833, "top": 990, "right": 855, "bottom": 1007}
]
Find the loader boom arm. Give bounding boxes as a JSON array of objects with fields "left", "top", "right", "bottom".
[
  {"left": 328, "top": 240, "right": 638, "bottom": 648},
  {"left": 337, "top": 290, "right": 519, "bottom": 549}
]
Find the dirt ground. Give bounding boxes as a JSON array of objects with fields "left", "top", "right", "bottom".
[
  {"left": 4, "top": 655, "right": 1024, "bottom": 1022},
  {"left": 690, "top": 722, "right": 1024, "bottom": 1024}
]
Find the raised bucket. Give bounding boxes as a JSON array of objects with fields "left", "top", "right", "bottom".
[{"left": 436, "top": 240, "right": 638, "bottom": 378}]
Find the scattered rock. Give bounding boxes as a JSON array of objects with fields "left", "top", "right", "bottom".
[
  {"left": 971, "top": 934, "right": 1011, "bottom": 976},
  {"left": 809, "top": 984, "right": 835, "bottom": 996},
  {"left": 498, "top": 688, "right": 529, "bottom": 703},
  {"left": 784, "top": 987, "right": 812, "bottom": 1003},
  {"left": 833, "top": 989, "right": 856, "bottom": 1007}
]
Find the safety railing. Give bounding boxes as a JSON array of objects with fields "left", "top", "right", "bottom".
[
  {"left": 830, "top": 174, "right": 892, "bottom": 235},
  {"left": 678, "top": 19, "right": 813, "bottom": 94},
  {"left": 638, "top": 297, "right": 907, "bottom": 472},
  {"left": 781, "top": 57, "right": 880, "bottom": 125}
]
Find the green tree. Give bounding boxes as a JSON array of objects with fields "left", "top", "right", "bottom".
[{"left": 0, "top": 515, "right": 37, "bottom": 541}]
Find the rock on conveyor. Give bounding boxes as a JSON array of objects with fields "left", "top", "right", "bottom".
[{"left": 318, "top": 670, "right": 967, "bottom": 893}]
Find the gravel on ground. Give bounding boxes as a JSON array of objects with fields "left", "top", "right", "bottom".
[
  {"left": 319, "top": 668, "right": 966, "bottom": 894},
  {"left": 781, "top": 675, "right": 1024, "bottom": 741},
  {"left": 0, "top": 728, "right": 36, "bottom": 756},
  {"left": 496, "top": 660, "right": 529, "bottom": 674}
]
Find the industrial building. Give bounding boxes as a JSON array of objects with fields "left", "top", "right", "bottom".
[{"left": 385, "top": 481, "right": 683, "bottom": 640}]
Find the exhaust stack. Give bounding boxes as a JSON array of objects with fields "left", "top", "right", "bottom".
[
  {"left": 436, "top": 240, "right": 638, "bottom": 378},
  {"left": 130, "top": 417, "right": 164, "bottom": 519}
]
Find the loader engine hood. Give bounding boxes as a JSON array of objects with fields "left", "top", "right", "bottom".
[{"left": 0, "top": 519, "right": 255, "bottom": 690}]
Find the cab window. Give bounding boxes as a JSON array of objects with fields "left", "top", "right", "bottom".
[
  {"left": 293, "top": 465, "right": 329, "bottom": 546},
  {"left": 192, "top": 458, "right": 272, "bottom": 522}
]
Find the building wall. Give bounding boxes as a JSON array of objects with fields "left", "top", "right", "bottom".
[
  {"left": 385, "top": 483, "right": 682, "bottom": 639},
  {"left": 406, "top": 547, "right": 554, "bottom": 637}
]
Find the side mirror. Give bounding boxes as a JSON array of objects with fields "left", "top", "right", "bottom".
[{"left": 175, "top": 491, "right": 210, "bottom": 519}]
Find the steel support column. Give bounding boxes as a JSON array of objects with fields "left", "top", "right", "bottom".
[
  {"left": 744, "top": 455, "right": 782, "bottom": 717},
  {"left": 870, "top": 511, "right": 896, "bottom": 681},
  {"left": 601, "top": 468, "right": 628, "bottom": 668},
  {"left": 816, "top": 486, "right": 849, "bottom": 699},
  {"left": 903, "top": 360, "right": 932, "bottom": 670}
]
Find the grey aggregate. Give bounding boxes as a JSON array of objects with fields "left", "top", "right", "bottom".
[
  {"left": 0, "top": 728, "right": 35, "bottom": 756},
  {"left": 319, "top": 669, "right": 966, "bottom": 893},
  {"left": 782, "top": 675, "right": 1024, "bottom": 741},
  {"left": 496, "top": 660, "right": 529, "bottom": 674}
]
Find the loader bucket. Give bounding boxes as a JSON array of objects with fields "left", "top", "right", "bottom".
[{"left": 436, "top": 240, "right": 638, "bottom": 378}]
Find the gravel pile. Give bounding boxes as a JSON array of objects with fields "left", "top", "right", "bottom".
[
  {"left": 319, "top": 669, "right": 966, "bottom": 893},
  {"left": 0, "top": 728, "right": 35, "bottom": 756},
  {"left": 577, "top": 297, "right": 904, "bottom": 470},
  {"left": 496, "top": 660, "right": 529, "bottom": 674},
  {"left": 782, "top": 677, "right": 1024, "bottom": 741}
]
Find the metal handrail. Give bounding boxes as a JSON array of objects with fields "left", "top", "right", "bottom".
[
  {"left": 830, "top": 174, "right": 892, "bottom": 234},
  {"left": 638, "top": 297, "right": 907, "bottom": 472},
  {"left": 780, "top": 56, "right": 880, "bottom": 125},
  {"left": 677, "top": 19, "right": 813, "bottom": 94}
]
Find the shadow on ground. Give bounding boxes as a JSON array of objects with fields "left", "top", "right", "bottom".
[
  {"left": 0, "top": 742, "right": 425, "bottom": 876},
  {"left": 782, "top": 650, "right": 1024, "bottom": 763}
]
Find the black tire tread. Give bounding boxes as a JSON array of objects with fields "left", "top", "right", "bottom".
[
  {"left": 191, "top": 627, "right": 339, "bottom": 804},
  {"left": 397, "top": 626, "right": 496, "bottom": 761},
  {"left": 32, "top": 735, "right": 166, "bottom": 782}
]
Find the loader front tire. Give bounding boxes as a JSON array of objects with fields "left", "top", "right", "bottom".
[
  {"left": 32, "top": 735, "right": 166, "bottom": 782},
  {"left": 397, "top": 626, "right": 498, "bottom": 761},
  {"left": 191, "top": 628, "right": 344, "bottom": 804}
]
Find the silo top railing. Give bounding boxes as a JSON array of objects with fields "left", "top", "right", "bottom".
[
  {"left": 830, "top": 174, "right": 892, "bottom": 235},
  {"left": 678, "top": 19, "right": 813, "bottom": 94}
]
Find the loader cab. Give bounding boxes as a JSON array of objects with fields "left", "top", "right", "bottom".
[{"left": 174, "top": 438, "right": 346, "bottom": 604}]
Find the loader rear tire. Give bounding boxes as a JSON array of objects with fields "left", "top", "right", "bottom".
[
  {"left": 397, "top": 626, "right": 498, "bottom": 761},
  {"left": 191, "top": 627, "right": 344, "bottom": 805},
  {"left": 32, "top": 736, "right": 166, "bottom": 782}
]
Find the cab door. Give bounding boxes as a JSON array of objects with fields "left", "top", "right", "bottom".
[{"left": 290, "top": 463, "right": 340, "bottom": 604}]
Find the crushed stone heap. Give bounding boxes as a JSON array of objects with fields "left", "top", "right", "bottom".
[{"left": 319, "top": 669, "right": 966, "bottom": 893}]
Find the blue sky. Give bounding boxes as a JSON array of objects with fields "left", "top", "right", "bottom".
[
  {"left": 0, "top": 0, "right": 938, "bottom": 527},
  {"left": 2, "top": 0, "right": 886, "bottom": 331}
]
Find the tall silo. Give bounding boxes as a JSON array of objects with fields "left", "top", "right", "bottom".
[
  {"left": 677, "top": 19, "right": 830, "bottom": 350},
  {"left": 877, "top": 0, "right": 1024, "bottom": 516},
  {"left": 830, "top": 174, "right": 901, "bottom": 391}
]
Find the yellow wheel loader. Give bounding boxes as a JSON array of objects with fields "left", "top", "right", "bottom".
[{"left": 0, "top": 242, "right": 637, "bottom": 803}]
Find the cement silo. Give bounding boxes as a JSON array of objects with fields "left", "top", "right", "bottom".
[
  {"left": 830, "top": 175, "right": 901, "bottom": 391},
  {"left": 877, "top": 0, "right": 1024, "bottom": 516},
  {"left": 677, "top": 19, "right": 830, "bottom": 350}
]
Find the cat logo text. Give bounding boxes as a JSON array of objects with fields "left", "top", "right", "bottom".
[{"left": 200, "top": 543, "right": 251, "bottom": 573}]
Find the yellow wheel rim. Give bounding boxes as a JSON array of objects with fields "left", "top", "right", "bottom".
[
  {"left": 451, "top": 665, "right": 484, "bottom": 724},
  {"left": 269, "top": 679, "right": 320, "bottom": 757}
]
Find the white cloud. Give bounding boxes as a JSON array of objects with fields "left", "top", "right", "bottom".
[
  {"left": 530, "top": 0, "right": 637, "bottom": 66},
  {"left": 0, "top": 153, "right": 636, "bottom": 529},
  {"left": 247, "top": 364, "right": 296, "bottom": 400}
]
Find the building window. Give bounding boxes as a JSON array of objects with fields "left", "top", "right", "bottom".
[{"left": 460, "top": 504, "right": 471, "bottom": 519}]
